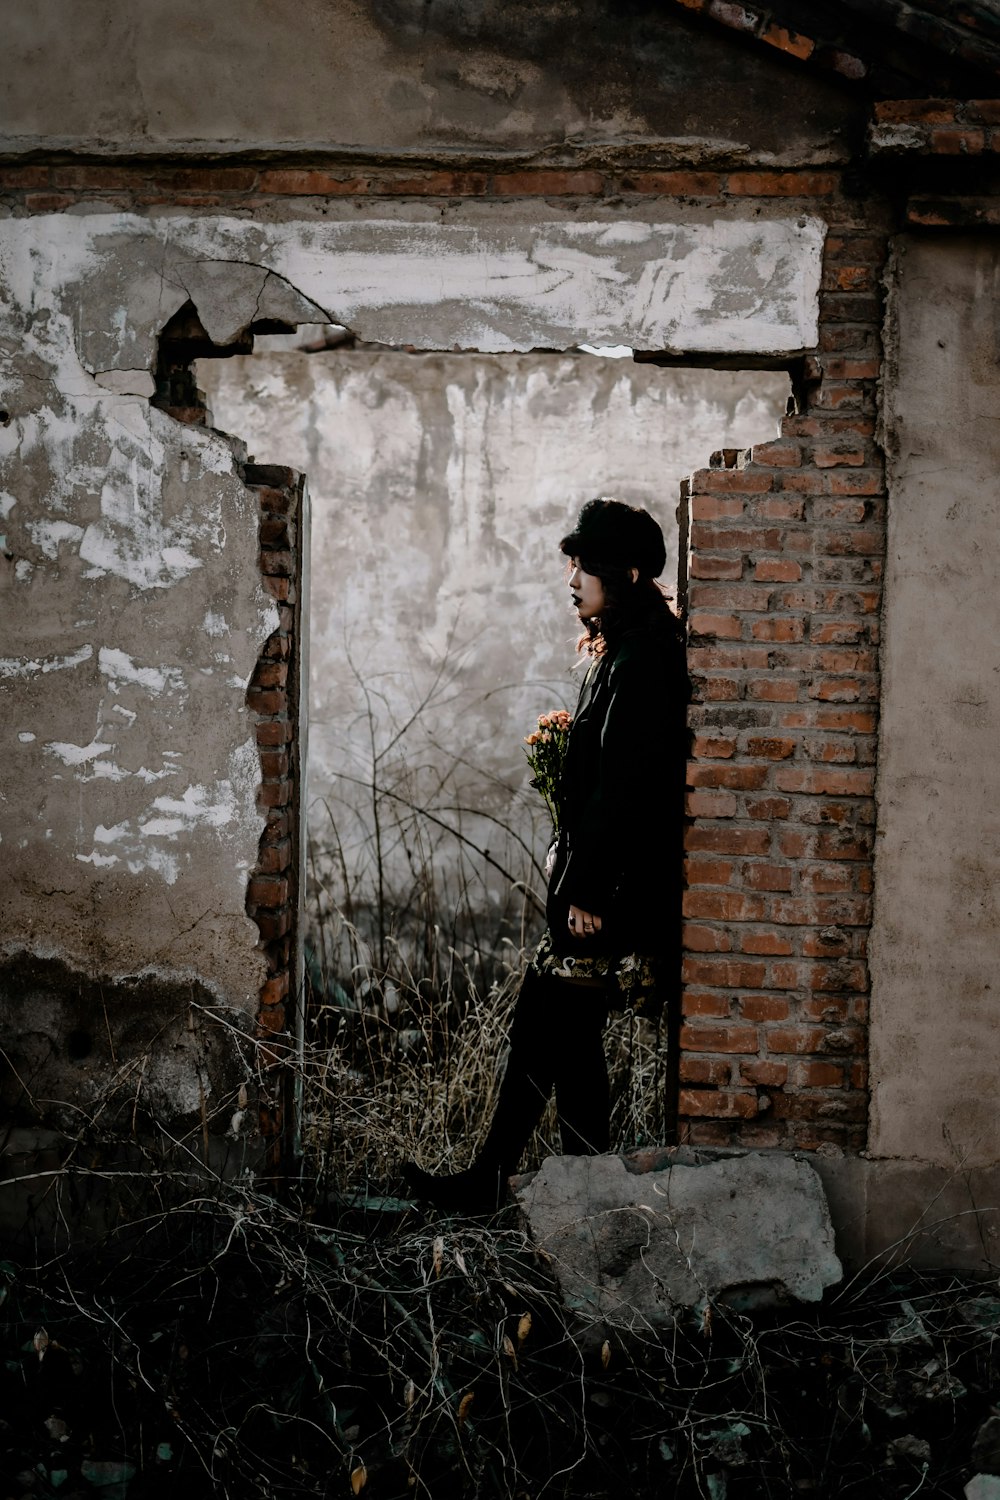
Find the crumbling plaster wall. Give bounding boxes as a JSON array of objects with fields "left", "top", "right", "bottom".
[
  {"left": 870, "top": 234, "right": 1000, "bottom": 1168},
  {"left": 0, "top": 203, "right": 822, "bottom": 1123},
  {"left": 202, "top": 349, "right": 787, "bottom": 923},
  {"left": 0, "top": 0, "right": 859, "bottom": 165}
]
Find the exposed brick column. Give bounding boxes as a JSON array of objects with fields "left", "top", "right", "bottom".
[
  {"left": 679, "top": 224, "right": 888, "bottom": 1150},
  {"left": 242, "top": 464, "right": 304, "bottom": 1157}
]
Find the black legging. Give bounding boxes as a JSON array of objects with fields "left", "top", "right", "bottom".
[{"left": 486, "top": 964, "right": 611, "bottom": 1170}]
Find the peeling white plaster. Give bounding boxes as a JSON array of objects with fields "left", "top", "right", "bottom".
[
  {"left": 26, "top": 520, "right": 86, "bottom": 558},
  {"left": 46, "top": 738, "right": 114, "bottom": 766},
  {"left": 145, "top": 781, "right": 238, "bottom": 831},
  {"left": 203, "top": 611, "right": 228, "bottom": 636},
  {"left": 76, "top": 849, "right": 119, "bottom": 868},
  {"left": 94, "top": 369, "right": 156, "bottom": 398},
  {"left": 98, "top": 647, "right": 186, "bottom": 695},
  {"left": 14, "top": 560, "right": 33, "bottom": 582},
  {"left": 17, "top": 732, "right": 35, "bottom": 743},
  {"left": 0, "top": 645, "right": 93, "bottom": 679},
  {"left": 0, "top": 492, "right": 16, "bottom": 520}
]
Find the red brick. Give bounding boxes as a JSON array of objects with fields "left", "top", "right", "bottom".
[
  {"left": 740, "top": 1059, "right": 789, "bottom": 1086},
  {"left": 681, "top": 1021, "right": 759, "bottom": 1052},
  {"left": 690, "top": 495, "right": 745, "bottom": 520},
  {"left": 748, "top": 439, "right": 802, "bottom": 467},
  {"left": 26, "top": 193, "right": 77, "bottom": 213},
  {"left": 683, "top": 922, "right": 734, "bottom": 952},
  {"left": 744, "top": 863, "right": 794, "bottom": 893},
  {"left": 684, "top": 889, "right": 766, "bottom": 921},
  {"left": 257, "top": 170, "right": 370, "bottom": 194},
  {"left": 256, "top": 1003, "right": 287, "bottom": 1035},
  {"left": 260, "top": 549, "right": 294, "bottom": 576},
  {"left": 825, "top": 470, "right": 883, "bottom": 495},
  {"left": 696, "top": 676, "right": 742, "bottom": 701},
  {"left": 620, "top": 171, "right": 722, "bottom": 195},
  {"left": 256, "top": 720, "right": 293, "bottom": 746},
  {"left": 689, "top": 644, "right": 770, "bottom": 670},
  {"left": 745, "top": 796, "right": 792, "bottom": 820},
  {"left": 690, "top": 556, "right": 744, "bottom": 580},
  {"left": 689, "top": 612, "right": 742, "bottom": 639},
  {"left": 797, "top": 1061, "right": 845, "bottom": 1087},
  {"left": 746, "top": 737, "right": 796, "bottom": 760},
  {"left": 808, "top": 678, "right": 866, "bottom": 704},
  {"left": 679, "top": 1089, "right": 759, "bottom": 1119},
  {"left": 689, "top": 763, "right": 769, "bottom": 790},
  {"left": 257, "top": 781, "right": 292, "bottom": 808},
  {"left": 747, "top": 678, "right": 799, "bottom": 702},
  {"left": 692, "top": 733, "right": 737, "bottom": 758},
  {"left": 754, "top": 559, "right": 802, "bottom": 582},
  {"left": 775, "top": 767, "right": 874, "bottom": 796},
  {"left": 966, "top": 101, "right": 1000, "bottom": 125},
  {"left": 254, "top": 907, "right": 292, "bottom": 940},
  {"left": 725, "top": 171, "right": 839, "bottom": 196},
  {"left": 685, "top": 826, "right": 771, "bottom": 855},
  {"left": 258, "top": 836, "right": 292, "bottom": 874},
  {"left": 697, "top": 468, "right": 775, "bottom": 493},
  {"left": 682, "top": 991, "right": 733, "bottom": 1018},
  {"left": 685, "top": 857, "right": 735, "bottom": 886},
  {"left": 756, "top": 497, "right": 806, "bottom": 520},
  {"left": 263, "top": 576, "right": 290, "bottom": 602},
  {"left": 0, "top": 165, "right": 51, "bottom": 188},
  {"left": 740, "top": 930, "right": 793, "bottom": 956},
  {"left": 682, "top": 959, "right": 767, "bottom": 989},
  {"left": 686, "top": 790, "right": 738, "bottom": 818},
  {"left": 260, "top": 973, "right": 289, "bottom": 1007},
  {"left": 739, "top": 994, "right": 791, "bottom": 1021},
  {"left": 247, "top": 687, "right": 287, "bottom": 715},
  {"left": 874, "top": 99, "right": 958, "bottom": 125},
  {"left": 751, "top": 617, "right": 804, "bottom": 642},
  {"left": 931, "top": 129, "right": 985, "bottom": 155},
  {"left": 766, "top": 1026, "right": 828, "bottom": 1055},
  {"left": 679, "top": 1057, "right": 732, "bottom": 1085},
  {"left": 259, "top": 749, "right": 290, "bottom": 779},
  {"left": 491, "top": 170, "right": 604, "bottom": 195}
]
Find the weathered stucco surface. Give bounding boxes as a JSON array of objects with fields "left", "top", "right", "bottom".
[
  {"left": 870, "top": 235, "right": 1000, "bottom": 1167},
  {"left": 0, "top": 203, "right": 818, "bottom": 1128},
  {"left": 202, "top": 349, "right": 787, "bottom": 921},
  {"left": 0, "top": 0, "right": 860, "bottom": 163},
  {"left": 0, "top": 219, "right": 275, "bottom": 1007}
]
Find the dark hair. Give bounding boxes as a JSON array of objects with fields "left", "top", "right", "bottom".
[{"left": 570, "top": 556, "right": 681, "bottom": 658}]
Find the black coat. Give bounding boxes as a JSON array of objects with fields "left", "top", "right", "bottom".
[{"left": 545, "top": 620, "right": 688, "bottom": 962}]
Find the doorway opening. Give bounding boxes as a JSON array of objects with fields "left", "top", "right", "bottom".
[{"left": 195, "top": 330, "right": 790, "bottom": 1191}]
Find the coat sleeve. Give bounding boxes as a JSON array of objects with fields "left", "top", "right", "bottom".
[{"left": 553, "top": 632, "right": 687, "bottom": 918}]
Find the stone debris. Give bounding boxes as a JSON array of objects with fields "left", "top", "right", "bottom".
[
  {"left": 966, "top": 1477, "right": 1000, "bottom": 1500},
  {"left": 515, "top": 1150, "right": 842, "bottom": 1333}
]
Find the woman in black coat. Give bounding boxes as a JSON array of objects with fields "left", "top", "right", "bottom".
[{"left": 405, "top": 498, "right": 688, "bottom": 1213}]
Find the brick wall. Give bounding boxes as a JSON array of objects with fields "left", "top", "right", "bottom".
[
  {"left": 243, "top": 465, "right": 304, "bottom": 1156},
  {"left": 678, "top": 217, "right": 887, "bottom": 1149},
  {"left": 2, "top": 164, "right": 890, "bottom": 1154}
]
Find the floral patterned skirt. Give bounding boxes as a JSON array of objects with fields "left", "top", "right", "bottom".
[{"left": 530, "top": 927, "right": 661, "bottom": 1014}]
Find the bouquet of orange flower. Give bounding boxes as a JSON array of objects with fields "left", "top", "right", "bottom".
[{"left": 524, "top": 709, "right": 572, "bottom": 835}]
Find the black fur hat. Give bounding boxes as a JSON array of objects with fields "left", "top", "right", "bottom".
[{"left": 560, "top": 497, "right": 667, "bottom": 578}]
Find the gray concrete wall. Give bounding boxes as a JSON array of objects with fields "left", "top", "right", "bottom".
[
  {"left": 0, "top": 204, "right": 818, "bottom": 1128},
  {"left": 201, "top": 351, "right": 788, "bottom": 934},
  {"left": 870, "top": 234, "right": 1000, "bottom": 1168},
  {"left": 0, "top": 0, "right": 860, "bottom": 164}
]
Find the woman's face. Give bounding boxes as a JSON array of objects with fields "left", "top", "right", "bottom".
[{"left": 567, "top": 559, "right": 606, "bottom": 620}]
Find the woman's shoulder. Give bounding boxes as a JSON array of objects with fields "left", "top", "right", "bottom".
[{"left": 610, "top": 616, "right": 685, "bottom": 675}]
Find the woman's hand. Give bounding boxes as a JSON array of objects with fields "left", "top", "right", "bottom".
[{"left": 567, "top": 904, "right": 602, "bottom": 940}]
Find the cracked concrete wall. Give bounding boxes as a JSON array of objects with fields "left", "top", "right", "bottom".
[
  {"left": 0, "top": 204, "right": 820, "bottom": 1125},
  {"left": 0, "top": 0, "right": 861, "bottom": 164},
  {"left": 201, "top": 350, "right": 788, "bottom": 931},
  {"left": 870, "top": 235, "right": 1000, "bottom": 1168}
]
